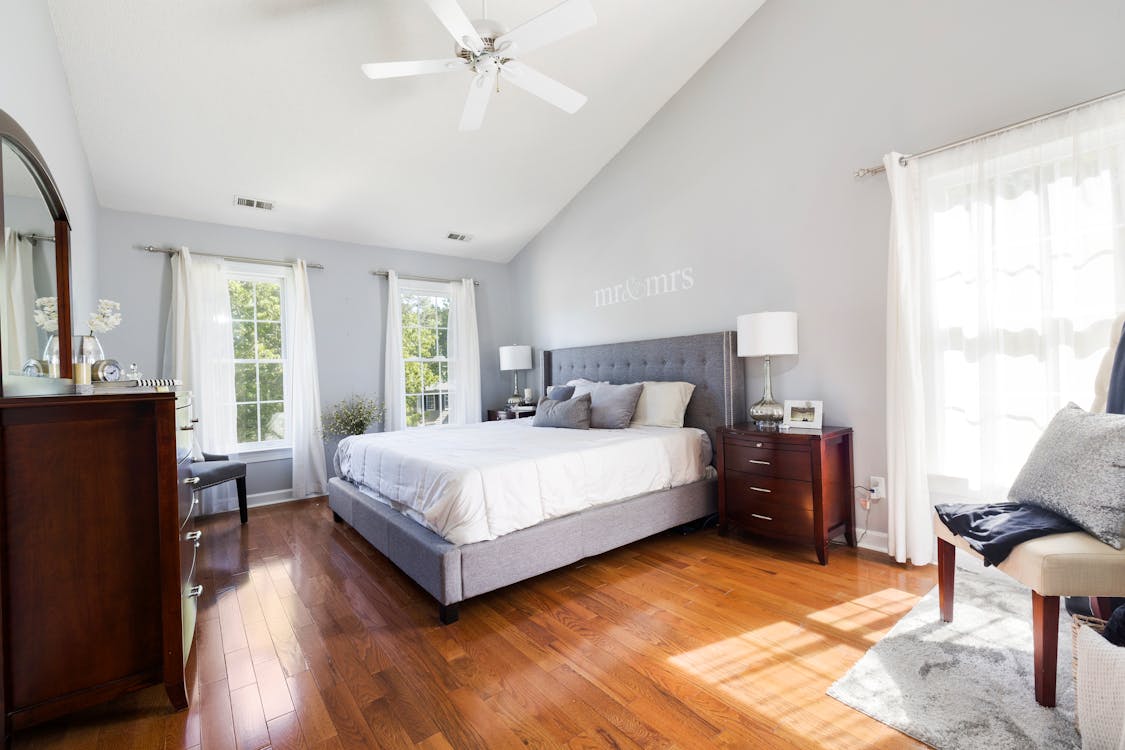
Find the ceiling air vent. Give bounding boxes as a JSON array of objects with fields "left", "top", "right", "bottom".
[
  {"left": 234, "top": 195, "right": 275, "bottom": 211},
  {"left": 447, "top": 232, "right": 473, "bottom": 242}
]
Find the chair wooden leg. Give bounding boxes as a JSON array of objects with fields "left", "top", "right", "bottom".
[
  {"left": 1032, "top": 591, "right": 1059, "bottom": 707},
  {"left": 1091, "top": 597, "right": 1115, "bottom": 620},
  {"left": 236, "top": 476, "right": 248, "bottom": 524},
  {"left": 937, "top": 538, "right": 955, "bottom": 622}
]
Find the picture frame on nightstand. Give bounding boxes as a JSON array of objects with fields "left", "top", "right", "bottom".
[{"left": 783, "top": 399, "right": 823, "bottom": 429}]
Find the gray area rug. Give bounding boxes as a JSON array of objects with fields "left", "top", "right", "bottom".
[{"left": 828, "top": 560, "right": 1079, "bottom": 749}]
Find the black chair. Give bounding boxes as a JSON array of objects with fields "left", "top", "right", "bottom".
[{"left": 189, "top": 452, "right": 248, "bottom": 524}]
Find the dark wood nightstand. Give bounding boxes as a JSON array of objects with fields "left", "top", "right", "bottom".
[
  {"left": 486, "top": 407, "right": 537, "bottom": 421},
  {"left": 717, "top": 424, "right": 855, "bottom": 565}
]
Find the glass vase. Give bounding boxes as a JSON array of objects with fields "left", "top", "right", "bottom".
[{"left": 42, "top": 334, "right": 60, "bottom": 378}]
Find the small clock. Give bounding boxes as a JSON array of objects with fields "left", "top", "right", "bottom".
[
  {"left": 22, "top": 358, "right": 48, "bottom": 377},
  {"left": 92, "top": 359, "right": 122, "bottom": 382}
]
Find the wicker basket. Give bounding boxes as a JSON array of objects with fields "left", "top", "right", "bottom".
[{"left": 1072, "top": 613, "right": 1108, "bottom": 733}]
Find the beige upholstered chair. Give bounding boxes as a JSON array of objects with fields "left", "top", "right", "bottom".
[{"left": 935, "top": 517, "right": 1125, "bottom": 706}]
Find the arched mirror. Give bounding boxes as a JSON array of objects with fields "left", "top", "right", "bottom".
[{"left": 0, "top": 109, "right": 73, "bottom": 396}]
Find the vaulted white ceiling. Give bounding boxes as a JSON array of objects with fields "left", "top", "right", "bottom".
[{"left": 47, "top": 0, "right": 764, "bottom": 262}]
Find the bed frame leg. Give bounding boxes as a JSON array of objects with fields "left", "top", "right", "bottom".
[
  {"left": 332, "top": 511, "right": 343, "bottom": 523},
  {"left": 439, "top": 603, "right": 459, "bottom": 625}
]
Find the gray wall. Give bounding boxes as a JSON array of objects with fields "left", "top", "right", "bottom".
[
  {"left": 509, "top": 0, "right": 1125, "bottom": 537},
  {"left": 0, "top": 0, "right": 99, "bottom": 318},
  {"left": 97, "top": 208, "right": 517, "bottom": 496}
]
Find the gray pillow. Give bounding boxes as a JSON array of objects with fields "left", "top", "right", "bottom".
[
  {"left": 1008, "top": 403, "right": 1125, "bottom": 548},
  {"left": 572, "top": 382, "right": 644, "bottom": 429},
  {"left": 533, "top": 393, "right": 591, "bottom": 429},
  {"left": 546, "top": 385, "right": 575, "bottom": 402}
]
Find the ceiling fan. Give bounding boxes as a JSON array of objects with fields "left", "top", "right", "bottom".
[{"left": 361, "top": 0, "right": 597, "bottom": 131}]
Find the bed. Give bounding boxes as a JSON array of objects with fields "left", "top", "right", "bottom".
[{"left": 327, "top": 331, "right": 745, "bottom": 623}]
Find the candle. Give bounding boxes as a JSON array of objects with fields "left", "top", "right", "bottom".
[{"left": 73, "top": 361, "right": 91, "bottom": 386}]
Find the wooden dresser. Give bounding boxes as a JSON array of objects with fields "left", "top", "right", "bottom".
[
  {"left": 0, "top": 390, "right": 198, "bottom": 740},
  {"left": 717, "top": 424, "right": 855, "bottom": 564}
]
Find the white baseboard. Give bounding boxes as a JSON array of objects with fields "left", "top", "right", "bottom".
[
  {"left": 856, "top": 529, "right": 889, "bottom": 554},
  {"left": 247, "top": 489, "right": 298, "bottom": 508}
]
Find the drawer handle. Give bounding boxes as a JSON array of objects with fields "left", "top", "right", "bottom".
[
  {"left": 750, "top": 486, "right": 772, "bottom": 493},
  {"left": 179, "top": 425, "right": 195, "bottom": 431},
  {"left": 187, "top": 584, "right": 204, "bottom": 599},
  {"left": 751, "top": 513, "right": 773, "bottom": 521},
  {"left": 185, "top": 530, "right": 202, "bottom": 542},
  {"left": 755, "top": 442, "right": 763, "bottom": 448},
  {"left": 747, "top": 459, "right": 770, "bottom": 465},
  {"left": 191, "top": 418, "right": 200, "bottom": 424},
  {"left": 183, "top": 476, "right": 200, "bottom": 485}
]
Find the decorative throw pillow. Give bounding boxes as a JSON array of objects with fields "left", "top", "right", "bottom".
[
  {"left": 631, "top": 381, "right": 696, "bottom": 428},
  {"left": 533, "top": 393, "right": 591, "bottom": 429},
  {"left": 546, "top": 385, "right": 575, "bottom": 402},
  {"left": 571, "top": 382, "right": 644, "bottom": 429},
  {"left": 1008, "top": 403, "right": 1125, "bottom": 548}
]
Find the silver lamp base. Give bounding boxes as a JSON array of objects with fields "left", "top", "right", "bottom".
[
  {"left": 750, "top": 355, "right": 784, "bottom": 430},
  {"left": 507, "top": 394, "right": 522, "bottom": 406}
]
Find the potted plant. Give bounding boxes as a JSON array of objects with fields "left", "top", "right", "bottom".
[{"left": 322, "top": 395, "right": 385, "bottom": 477}]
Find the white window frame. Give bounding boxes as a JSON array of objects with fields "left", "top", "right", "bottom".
[
  {"left": 227, "top": 265, "right": 291, "bottom": 453},
  {"left": 399, "top": 280, "right": 451, "bottom": 428}
]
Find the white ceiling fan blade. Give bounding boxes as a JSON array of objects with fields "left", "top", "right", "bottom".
[
  {"left": 494, "top": 0, "right": 596, "bottom": 57},
  {"left": 361, "top": 58, "right": 467, "bottom": 80},
  {"left": 500, "top": 61, "right": 586, "bottom": 114},
  {"left": 459, "top": 72, "right": 495, "bottom": 131},
  {"left": 421, "top": 0, "right": 484, "bottom": 54}
]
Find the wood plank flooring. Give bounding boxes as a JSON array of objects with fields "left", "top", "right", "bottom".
[{"left": 14, "top": 499, "right": 934, "bottom": 749}]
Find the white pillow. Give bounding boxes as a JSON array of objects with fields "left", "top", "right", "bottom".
[{"left": 630, "top": 381, "right": 695, "bottom": 428}]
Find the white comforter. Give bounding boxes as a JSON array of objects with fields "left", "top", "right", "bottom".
[{"left": 334, "top": 419, "right": 713, "bottom": 545}]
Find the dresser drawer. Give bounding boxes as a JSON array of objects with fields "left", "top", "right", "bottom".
[
  {"left": 724, "top": 440, "right": 811, "bottom": 481},
  {"left": 177, "top": 456, "right": 197, "bottom": 528},
  {"left": 724, "top": 473, "right": 813, "bottom": 510},
  {"left": 180, "top": 528, "right": 202, "bottom": 665},
  {"left": 175, "top": 393, "right": 194, "bottom": 455}
]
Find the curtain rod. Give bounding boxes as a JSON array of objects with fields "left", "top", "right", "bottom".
[
  {"left": 854, "top": 85, "right": 1125, "bottom": 178},
  {"left": 142, "top": 245, "right": 325, "bottom": 270},
  {"left": 18, "top": 232, "right": 55, "bottom": 243},
  {"left": 371, "top": 270, "right": 480, "bottom": 286}
]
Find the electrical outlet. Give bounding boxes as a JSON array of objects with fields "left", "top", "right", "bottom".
[{"left": 870, "top": 476, "right": 886, "bottom": 501}]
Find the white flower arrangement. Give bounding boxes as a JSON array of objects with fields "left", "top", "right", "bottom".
[
  {"left": 88, "top": 299, "right": 122, "bottom": 334},
  {"left": 33, "top": 296, "right": 58, "bottom": 333}
]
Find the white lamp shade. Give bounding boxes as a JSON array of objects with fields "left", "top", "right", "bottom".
[
  {"left": 737, "top": 312, "right": 799, "bottom": 357},
  {"left": 499, "top": 345, "right": 532, "bottom": 371}
]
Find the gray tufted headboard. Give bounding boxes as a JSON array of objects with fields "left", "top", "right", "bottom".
[{"left": 541, "top": 332, "right": 745, "bottom": 461}]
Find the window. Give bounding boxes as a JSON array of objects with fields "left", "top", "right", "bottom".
[
  {"left": 229, "top": 274, "right": 287, "bottom": 448},
  {"left": 400, "top": 288, "right": 449, "bottom": 427}
]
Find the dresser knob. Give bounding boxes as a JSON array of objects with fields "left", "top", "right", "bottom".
[
  {"left": 750, "top": 486, "right": 772, "bottom": 493},
  {"left": 185, "top": 530, "right": 202, "bottom": 542},
  {"left": 186, "top": 584, "right": 204, "bottom": 599},
  {"left": 755, "top": 442, "right": 763, "bottom": 448},
  {"left": 183, "top": 476, "right": 200, "bottom": 485}
]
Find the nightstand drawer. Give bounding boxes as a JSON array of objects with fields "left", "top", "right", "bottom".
[
  {"left": 725, "top": 473, "right": 813, "bottom": 510},
  {"left": 726, "top": 498, "right": 814, "bottom": 539},
  {"left": 724, "top": 441, "right": 811, "bottom": 481}
]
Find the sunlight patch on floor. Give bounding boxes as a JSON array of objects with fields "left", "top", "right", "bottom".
[{"left": 806, "top": 588, "right": 918, "bottom": 642}]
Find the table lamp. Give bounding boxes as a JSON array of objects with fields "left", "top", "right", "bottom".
[
  {"left": 737, "top": 312, "right": 798, "bottom": 427},
  {"left": 499, "top": 345, "right": 532, "bottom": 406}
]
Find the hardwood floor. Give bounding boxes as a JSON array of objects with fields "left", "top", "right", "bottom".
[{"left": 14, "top": 499, "right": 933, "bottom": 749}]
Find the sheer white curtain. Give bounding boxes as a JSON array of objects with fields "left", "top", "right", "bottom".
[
  {"left": 447, "top": 278, "right": 481, "bottom": 424},
  {"left": 286, "top": 259, "right": 327, "bottom": 498},
  {"left": 885, "top": 95, "right": 1125, "bottom": 564},
  {"left": 165, "top": 248, "right": 239, "bottom": 513},
  {"left": 383, "top": 270, "right": 407, "bottom": 431},
  {"left": 1, "top": 229, "right": 35, "bottom": 376}
]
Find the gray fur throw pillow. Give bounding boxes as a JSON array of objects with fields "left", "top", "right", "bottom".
[
  {"left": 533, "top": 393, "right": 591, "bottom": 429},
  {"left": 1008, "top": 403, "right": 1125, "bottom": 548}
]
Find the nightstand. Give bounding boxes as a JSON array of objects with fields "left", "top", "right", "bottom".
[
  {"left": 716, "top": 424, "right": 855, "bottom": 564},
  {"left": 486, "top": 407, "right": 536, "bottom": 421}
]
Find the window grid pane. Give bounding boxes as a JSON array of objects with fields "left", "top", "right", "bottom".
[
  {"left": 229, "top": 277, "right": 287, "bottom": 447},
  {"left": 401, "top": 292, "right": 450, "bottom": 427}
]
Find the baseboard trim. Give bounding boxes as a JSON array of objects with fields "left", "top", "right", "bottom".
[
  {"left": 856, "top": 529, "right": 889, "bottom": 554},
  {"left": 247, "top": 489, "right": 297, "bottom": 508}
]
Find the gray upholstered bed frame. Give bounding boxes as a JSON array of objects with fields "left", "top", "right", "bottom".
[{"left": 328, "top": 331, "right": 745, "bottom": 624}]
